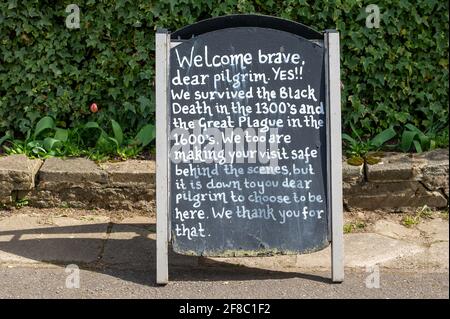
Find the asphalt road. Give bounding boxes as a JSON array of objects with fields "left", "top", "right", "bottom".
[{"left": 0, "top": 265, "right": 447, "bottom": 299}]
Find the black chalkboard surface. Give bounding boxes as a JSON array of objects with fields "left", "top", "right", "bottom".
[{"left": 169, "top": 27, "right": 328, "bottom": 256}]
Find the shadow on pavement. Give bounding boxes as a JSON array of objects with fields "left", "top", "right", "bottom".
[{"left": 0, "top": 222, "right": 332, "bottom": 286}]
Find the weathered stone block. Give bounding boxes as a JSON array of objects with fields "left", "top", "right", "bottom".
[
  {"left": 413, "top": 149, "right": 449, "bottom": 197},
  {"left": 0, "top": 194, "right": 12, "bottom": 204},
  {"left": 29, "top": 186, "right": 155, "bottom": 210},
  {"left": 29, "top": 158, "right": 156, "bottom": 210},
  {"left": 342, "top": 162, "right": 364, "bottom": 203},
  {"left": 345, "top": 181, "right": 421, "bottom": 196},
  {"left": 36, "top": 181, "right": 105, "bottom": 191},
  {"left": 0, "top": 155, "right": 42, "bottom": 204},
  {"left": 100, "top": 160, "right": 155, "bottom": 187},
  {"left": 342, "top": 161, "right": 364, "bottom": 184},
  {"left": 346, "top": 150, "right": 448, "bottom": 209},
  {"left": 0, "top": 155, "right": 42, "bottom": 190},
  {"left": 0, "top": 181, "right": 12, "bottom": 195},
  {"left": 366, "top": 153, "right": 415, "bottom": 182},
  {"left": 38, "top": 157, "right": 107, "bottom": 186},
  {"left": 346, "top": 189, "right": 447, "bottom": 210}
]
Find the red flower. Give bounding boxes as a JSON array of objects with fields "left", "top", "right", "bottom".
[{"left": 90, "top": 103, "right": 98, "bottom": 113}]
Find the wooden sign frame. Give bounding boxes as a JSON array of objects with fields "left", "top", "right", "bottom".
[{"left": 155, "top": 16, "right": 343, "bottom": 285}]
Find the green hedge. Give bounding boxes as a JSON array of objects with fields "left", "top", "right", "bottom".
[{"left": 0, "top": 0, "right": 448, "bottom": 143}]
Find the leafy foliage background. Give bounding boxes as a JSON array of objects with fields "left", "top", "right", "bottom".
[{"left": 0, "top": 0, "right": 448, "bottom": 142}]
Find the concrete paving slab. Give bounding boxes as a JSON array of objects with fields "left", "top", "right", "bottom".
[
  {"left": 0, "top": 212, "right": 444, "bottom": 274},
  {"left": 119, "top": 216, "right": 155, "bottom": 231},
  {"left": 102, "top": 223, "right": 155, "bottom": 266},
  {"left": 102, "top": 219, "right": 199, "bottom": 268},
  {"left": 417, "top": 218, "right": 449, "bottom": 242},
  {"left": 427, "top": 242, "right": 449, "bottom": 269},
  {"left": 341, "top": 233, "right": 426, "bottom": 267},
  {"left": 373, "top": 220, "right": 421, "bottom": 241},
  {"left": 0, "top": 214, "right": 109, "bottom": 264},
  {"left": 205, "top": 233, "right": 426, "bottom": 271},
  {"left": 384, "top": 241, "right": 449, "bottom": 271}
]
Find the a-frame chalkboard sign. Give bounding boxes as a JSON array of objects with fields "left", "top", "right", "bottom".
[{"left": 155, "top": 14, "right": 343, "bottom": 285}]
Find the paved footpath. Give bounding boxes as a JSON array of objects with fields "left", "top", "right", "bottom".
[{"left": 0, "top": 209, "right": 448, "bottom": 299}]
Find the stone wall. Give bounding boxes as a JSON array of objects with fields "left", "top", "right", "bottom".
[
  {"left": 0, "top": 149, "right": 448, "bottom": 211},
  {"left": 343, "top": 149, "right": 448, "bottom": 211},
  {"left": 0, "top": 156, "right": 154, "bottom": 210}
]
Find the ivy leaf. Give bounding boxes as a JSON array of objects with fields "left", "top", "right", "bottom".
[{"left": 137, "top": 95, "right": 151, "bottom": 113}]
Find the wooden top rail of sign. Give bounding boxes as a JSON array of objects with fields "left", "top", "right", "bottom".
[{"left": 156, "top": 15, "right": 343, "bottom": 285}]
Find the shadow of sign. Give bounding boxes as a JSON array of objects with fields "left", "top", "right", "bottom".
[{"left": 0, "top": 222, "right": 331, "bottom": 286}]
